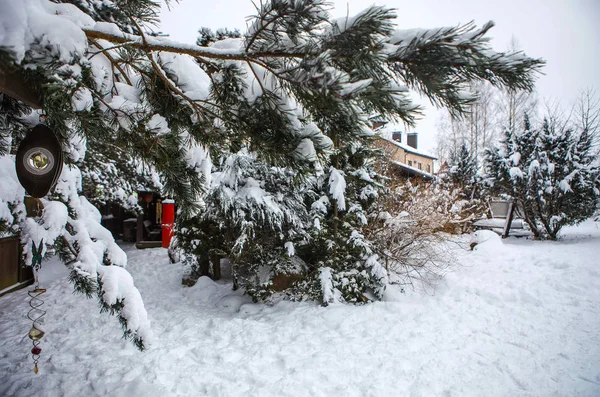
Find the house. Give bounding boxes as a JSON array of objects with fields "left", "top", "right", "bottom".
[{"left": 373, "top": 131, "right": 437, "bottom": 180}]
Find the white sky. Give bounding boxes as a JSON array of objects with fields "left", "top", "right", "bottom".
[{"left": 160, "top": 0, "right": 600, "bottom": 155}]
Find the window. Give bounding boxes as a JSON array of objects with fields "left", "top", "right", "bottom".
[
  {"left": 407, "top": 160, "right": 412, "bottom": 166},
  {"left": 418, "top": 163, "right": 422, "bottom": 170},
  {"left": 426, "top": 164, "right": 431, "bottom": 173}
]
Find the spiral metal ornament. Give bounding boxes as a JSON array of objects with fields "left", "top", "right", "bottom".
[{"left": 27, "top": 240, "right": 46, "bottom": 374}]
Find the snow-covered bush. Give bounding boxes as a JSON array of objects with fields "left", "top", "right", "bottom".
[
  {"left": 367, "top": 172, "right": 485, "bottom": 289},
  {"left": 173, "top": 147, "right": 391, "bottom": 305},
  {"left": 485, "top": 116, "right": 600, "bottom": 239},
  {"left": 172, "top": 152, "right": 311, "bottom": 301}
]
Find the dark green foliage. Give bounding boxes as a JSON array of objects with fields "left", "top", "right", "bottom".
[
  {"left": 449, "top": 141, "right": 477, "bottom": 195},
  {"left": 99, "top": 293, "right": 146, "bottom": 351},
  {"left": 172, "top": 152, "right": 310, "bottom": 300},
  {"left": 486, "top": 116, "right": 600, "bottom": 239},
  {"left": 68, "top": 268, "right": 97, "bottom": 298},
  {"left": 197, "top": 28, "right": 241, "bottom": 47},
  {"left": 57, "top": 0, "right": 166, "bottom": 33},
  {"left": 0, "top": 93, "right": 32, "bottom": 156},
  {"left": 388, "top": 21, "right": 542, "bottom": 116}
]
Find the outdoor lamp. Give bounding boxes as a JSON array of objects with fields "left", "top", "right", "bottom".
[{"left": 16, "top": 124, "right": 63, "bottom": 198}]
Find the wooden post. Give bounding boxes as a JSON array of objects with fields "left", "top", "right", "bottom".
[
  {"left": 198, "top": 252, "right": 210, "bottom": 277},
  {"left": 0, "top": 237, "right": 20, "bottom": 292},
  {"left": 209, "top": 252, "right": 221, "bottom": 280},
  {"left": 136, "top": 214, "right": 144, "bottom": 243},
  {"left": 502, "top": 201, "right": 515, "bottom": 239}
]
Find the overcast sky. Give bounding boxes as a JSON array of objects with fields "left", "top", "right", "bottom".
[{"left": 160, "top": 0, "right": 600, "bottom": 155}]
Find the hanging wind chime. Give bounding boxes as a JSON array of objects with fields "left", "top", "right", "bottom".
[
  {"left": 27, "top": 240, "right": 45, "bottom": 374},
  {"left": 15, "top": 117, "right": 63, "bottom": 374}
]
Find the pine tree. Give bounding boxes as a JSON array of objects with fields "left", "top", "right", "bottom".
[
  {"left": 1, "top": 0, "right": 545, "bottom": 333},
  {"left": 1, "top": 0, "right": 544, "bottom": 213},
  {"left": 485, "top": 116, "right": 600, "bottom": 239}
]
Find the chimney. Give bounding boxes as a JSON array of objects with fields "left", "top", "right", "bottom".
[
  {"left": 392, "top": 131, "right": 402, "bottom": 142},
  {"left": 407, "top": 132, "right": 418, "bottom": 149}
]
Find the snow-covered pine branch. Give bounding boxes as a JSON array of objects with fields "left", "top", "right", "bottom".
[
  {"left": 1, "top": 0, "right": 546, "bottom": 316},
  {"left": 1, "top": 0, "right": 544, "bottom": 213},
  {"left": 0, "top": 149, "right": 152, "bottom": 348}
]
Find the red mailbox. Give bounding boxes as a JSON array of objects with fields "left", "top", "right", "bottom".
[{"left": 161, "top": 200, "right": 175, "bottom": 248}]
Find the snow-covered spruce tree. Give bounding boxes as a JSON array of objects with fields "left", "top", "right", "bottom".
[
  {"left": 293, "top": 139, "right": 390, "bottom": 303},
  {"left": 449, "top": 141, "right": 477, "bottom": 194},
  {"left": 172, "top": 151, "right": 311, "bottom": 302},
  {"left": 1, "top": 0, "right": 543, "bottom": 311},
  {"left": 485, "top": 116, "right": 600, "bottom": 239},
  {"left": 485, "top": 116, "right": 546, "bottom": 238}
]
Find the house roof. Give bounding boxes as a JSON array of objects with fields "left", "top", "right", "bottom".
[
  {"left": 390, "top": 160, "right": 437, "bottom": 180},
  {"left": 377, "top": 136, "right": 438, "bottom": 160}
]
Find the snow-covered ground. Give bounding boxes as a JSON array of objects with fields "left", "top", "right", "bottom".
[{"left": 1, "top": 222, "right": 599, "bottom": 397}]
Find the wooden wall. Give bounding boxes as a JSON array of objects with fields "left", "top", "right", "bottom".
[
  {"left": 0, "top": 237, "right": 19, "bottom": 291},
  {"left": 0, "top": 236, "right": 33, "bottom": 295}
]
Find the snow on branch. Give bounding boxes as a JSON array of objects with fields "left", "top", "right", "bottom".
[
  {"left": 387, "top": 21, "right": 544, "bottom": 113},
  {"left": 328, "top": 167, "right": 347, "bottom": 211},
  {"left": 11, "top": 159, "right": 152, "bottom": 350}
]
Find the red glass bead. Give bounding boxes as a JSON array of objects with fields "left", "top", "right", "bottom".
[{"left": 31, "top": 346, "right": 41, "bottom": 355}]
